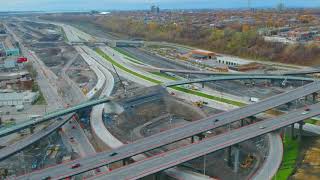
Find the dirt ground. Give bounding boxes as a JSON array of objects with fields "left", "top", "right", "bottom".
[{"left": 292, "top": 136, "right": 320, "bottom": 180}]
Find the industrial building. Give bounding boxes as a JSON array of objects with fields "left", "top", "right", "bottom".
[
  {"left": 0, "top": 36, "right": 20, "bottom": 57},
  {"left": 0, "top": 91, "right": 39, "bottom": 106},
  {"left": 191, "top": 49, "right": 216, "bottom": 60},
  {"left": 216, "top": 56, "right": 251, "bottom": 66}
]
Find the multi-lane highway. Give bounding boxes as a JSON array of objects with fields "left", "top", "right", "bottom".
[
  {"left": 94, "top": 102, "right": 320, "bottom": 180},
  {"left": 16, "top": 80, "right": 320, "bottom": 179}
]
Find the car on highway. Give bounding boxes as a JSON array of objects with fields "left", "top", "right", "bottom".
[
  {"left": 302, "top": 107, "right": 311, "bottom": 115},
  {"left": 259, "top": 126, "right": 266, "bottom": 129},
  {"left": 71, "top": 163, "right": 81, "bottom": 169},
  {"left": 72, "top": 125, "right": 76, "bottom": 129},
  {"left": 41, "top": 176, "right": 51, "bottom": 180},
  {"left": 70, "top": 137, "right": 75, "bottom": 143},
  {"left": 110, "top": 152, "right": 118, "bottom": 157}
]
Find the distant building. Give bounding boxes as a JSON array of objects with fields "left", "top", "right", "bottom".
[
  {"left": 277, "top": 3, "right": 285, "bottom": 12},
  {"left": 5, "top": 48, "right": 20, "bottom": 57},
  {"left": 191, "top": 49, "right": 216, "bottom": 60},
  {"left": 216, "top": 56, "right": 251, "bottom": 66},
  {"left": 151, "top": 5, "right": 160, "bottom": 14},
  {"left": 0, "top": 91, "right": 39, "bottom": 106}
]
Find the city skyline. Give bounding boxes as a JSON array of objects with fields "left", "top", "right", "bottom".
[{"left": 0, "top": 0, "right": 320, "bottom": 12}]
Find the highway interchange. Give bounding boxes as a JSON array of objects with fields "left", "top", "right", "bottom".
[
  {"left": 2, "top": 19, "right": 320, "bottom": 180},
  {"left": 17, "top": 80, "right": 320, "bottom": 179}
]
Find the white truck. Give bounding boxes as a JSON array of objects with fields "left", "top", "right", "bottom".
[{"left": 250, "top": 97, "right": 260, "bottom": 103}]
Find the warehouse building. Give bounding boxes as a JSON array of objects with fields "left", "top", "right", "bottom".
[
  {"left": 191, "top": 49, "right": 216, "bottom": 60},
  {"left": 0, "top": 91, "right": 39, "bottom": 106}
]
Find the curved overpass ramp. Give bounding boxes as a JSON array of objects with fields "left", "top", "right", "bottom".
[{"left": 165, "top": 75, "right": 315, "bottom": 87}]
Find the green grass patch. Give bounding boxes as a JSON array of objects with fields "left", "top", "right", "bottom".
[
  {"left": 305, "top": 119, "right": 318, "bottom": 125},
  {"left": 273, "top": 135, "right": 300, "bottom": 180},
  {"left": 171, "top": 86, "right": 246, "bottom": 107},
  {"left": 150, "top": 72, "right": 179, "bottom": 81},
  {"left": 95, "top": 48, "right": 161, "bottom": 84},
  {"left": 32, "top": 83, "right": 47, "bottom": 105},
  {"left": 35, "top": 91, "right": 47, "bottom": 105}
]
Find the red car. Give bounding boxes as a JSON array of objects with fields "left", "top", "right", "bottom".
[{"left": 71, "top": 163, "right": 81, "bottom": 169}]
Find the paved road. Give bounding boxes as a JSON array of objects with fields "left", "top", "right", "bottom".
[
  {"left": 252, "top": 133, "right": 283, "bottom": 180},
  {"left": 94, "top": 102, "right": 320, "bottom": 180},
  {"left": 16, "top": 81, "right": 320, "bottom": 180}
]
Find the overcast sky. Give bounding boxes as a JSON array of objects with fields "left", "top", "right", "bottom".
[{"left": 1, "top": 0, "right": 320, "bottom": 11}]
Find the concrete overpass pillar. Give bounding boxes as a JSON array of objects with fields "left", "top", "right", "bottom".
[
  {"left": 198, "top": 133, "right": 205, "bottom": 141},
  {"left": 233, "top": 146, "right": 240, "bottom": 173},
  {"left": 298, "top": 122, "right": 305, "bottom": 141},
  {"left": 191, "top": 136, "right": 195, "bottom": 143},
  {"left": 29, "top": 126, "right": 35, "bottom": 134},
  {"left": 122, "top": 158, "right": 129, "bottom": 166},
  {"left": 291, "top": 124, "right": 295, "bottom": 140},
  {"left": 227, "top": 146, "right": 232, "bottom": 167},
  {"left": 270, "top": 79, "right": 275, "bottom": 85},
  {"left": 154, "top": 172, "right": 162, "bottom": 180},
  {"left": 202, "top": 82, "right": 205, "bottom": 88},
  {"left": 286, "top": 102, "right": 292, "bottom": 109},
  {"left": 305, "top": 95, "right": 308, "bottom": 102},
  {"left": 240, "top": 119, "right": 244, "bottom": 127},
  {"left": 313, "top": 92, "right": 318, "bottom": 103}
]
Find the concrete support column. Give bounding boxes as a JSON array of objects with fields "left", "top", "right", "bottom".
[
  {"left": 270, "top": 79, "right": 275, "bottom": 85},
  {"left": 198, "top": 134, "right": 205, "bottom": 141},
  {"left": 154, "top": 172, "right": 162, "bottom": 180},
  {"left": 202, "top": 82, "right": 205, "bottom": 88},
  {"left": 191, "top": 136, "right": 194, "bottom": 143},
  {"left": 298, "top": 122, "right": 304, "bottom": 141},
  {"left": 30, "top": 126, "right": 35, "bottom": 134},
  {"left": 240, "top": 119, "right": 244, "bottom": 127},
  {"left": 291, "top": 124, "right": 295, "bottom": 140},
  {"left": 286, "top": 102, "right": 292, "bottom": 109},
  {"left": 122, "top": 158, "right": 129, "bottom": 166},
  {"left": 233, "top": 146, "right": 240, "bottom": 173},
  {"left": 313, "top": 92, "right": 318, "bottom": 103},
  {"left": 305, "top": 95, "right": 308, "bottom": 102},
  {"left": 227, "top": 146, "right": 232, "bottom": 167}
]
